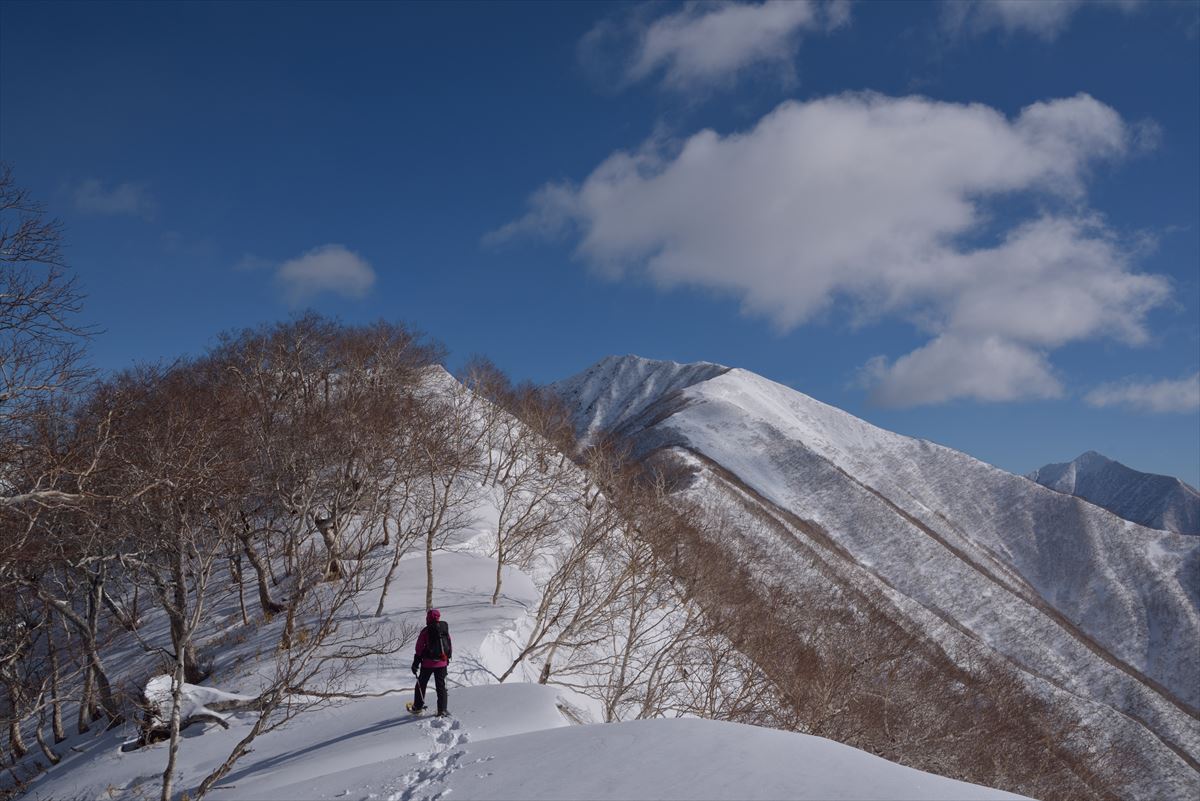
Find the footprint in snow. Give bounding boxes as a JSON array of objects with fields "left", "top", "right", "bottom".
[{"left": 396, "top": 717, "right": 469, "bottom": 801}]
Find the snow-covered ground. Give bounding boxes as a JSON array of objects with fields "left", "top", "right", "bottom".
[{"left": 18, "top": 531, "right": 1027, "bottom": 801}]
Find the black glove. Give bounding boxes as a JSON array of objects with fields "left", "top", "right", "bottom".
[{"left": 411, "top": 658, "right": 420, "bottom": 676}]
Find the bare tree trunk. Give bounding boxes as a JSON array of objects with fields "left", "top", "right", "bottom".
[
  {"left": 499, "top": 625, "right": 547, "bottom": 684},
  {"left": 89, "top": 655, "right": 121, "bottom": 725},
  {"left": 6, "top": 685, "right": 26, "bottom": 759},
  {"left": 101, "top": 587, "right": 138, "bottom": 632},
  {"left": 278, "top": 531, "right": 290, "bottom": 582},
  {"left": 77, "top": 664, "right": 95, "bottom": 734},
  {"left": 82, "top": 573, "right": 124, "bottom": 723},
  {"left": 314, "top": 513, "right": 342, "bottom": 581},
  {"left": 231, "top": 554, "right": 249, "bottom": 625},
  {"left": 159, "top": 659, "right": 185, "bottom": 801},
  {"left": 170, "top": 540, "right": 206, "bottom": 684},
  {"left": 192, "top": 706, "right": 273, "bottom": 800},
  {"left": 492, "top": 541, "right": 504, "bottom": 606},
  {"left": 425, "top": 530, "right": 434, "bottom": 610},
  {"left": 376, "top": 527, "right": 409, "bottom": 617},
  {"left": 33, "top": 706, "right": 59, "bottom": 766},
  {"left": 48, "top": 646, "right": 64, "bottom": 743},
  {"left": 280, "top": 571, "right": 310, "bottom": 651},
  {"left": 167, "top": 606, "right": 203, "bottom": 684},
  {"left": 238, "top": 524, "right": 285, "bottom": 616},
  {"left": 538, "top": 642, "right": 559, "bottom": 685}
]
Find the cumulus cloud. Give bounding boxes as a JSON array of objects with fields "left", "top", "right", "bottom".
[
  {"left": 861, "top": 336, "right": 1064, "bottom": 406},
  {"left": 580, "top": 1, "right": 850, "bottom": 91},
  {"left": 273, "top": 244, "right": 376, "bottom": 306},
  {"left": 493, "top": 92, "right": 1171, "bottom": 406},
  {"left": 941, "top": 0, "right": 1142, "bottom": 41},
  {"left": 1085, "top": 373, "right": 1200, "bottom": 414},
  {"left": 73, "top": 179, "right": 156, "bottom": 218}
]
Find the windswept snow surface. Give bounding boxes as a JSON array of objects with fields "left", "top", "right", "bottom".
[
  {"left": 270, "top": 715, "right": 1028, "bottom": 801},
  {"left": 1028, "top": 450, "right": 1200, "bottom": 535},
  {"left": 554, "top": 355, "right": 1200, "bottom": 801}
]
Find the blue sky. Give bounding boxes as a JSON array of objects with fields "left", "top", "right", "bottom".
[{"left": 2, "top": 0, "right": 1198, "bottom": 485}]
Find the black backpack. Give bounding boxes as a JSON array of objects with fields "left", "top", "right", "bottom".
[{"left": 423, "top": 620, "right": 451, "bottom": 661}]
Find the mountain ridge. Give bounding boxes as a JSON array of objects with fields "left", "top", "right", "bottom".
[
  {"left": 552, "top": 354, "right": 1200, "bottom": 801},
  {"left": 1028, "top": 451, "right": 1200, "bottom": 535}
]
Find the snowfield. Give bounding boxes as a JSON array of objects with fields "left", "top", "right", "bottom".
[{"left": 18, "top": 543, "right": 1026, "bottom": 801}]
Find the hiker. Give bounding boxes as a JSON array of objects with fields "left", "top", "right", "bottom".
[{"left": 409, "top": 608, "right": 452, "bottom": 716}]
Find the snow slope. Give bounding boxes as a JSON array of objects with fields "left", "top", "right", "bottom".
[
  {"left": 553, "top": 355, "right": 1200, "bottom": 801},
  {"left": 334, "top": 716, "right": 1027, "bottom": 801},
  {"left": 19, "top": 539, "right": 1025, "bottom": 801},
  {"left": 1028, "top": 451, "right": 1200, "bottom": 535}
]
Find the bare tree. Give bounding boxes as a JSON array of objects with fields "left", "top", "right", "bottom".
[
  {"left": 189, "top": 542, "right": 415, "bottom": 800},
  {"left": 214, "top": 316, "right": 441, "bottom": 591},
  {"left": 0, "top": 166, "right": 90, "bottom": 570},
  {"left": 461, "top": 362, "right": 575, "bottom": 605},
  {"left": 410, "top": 377, "right": 487, "bottom": 609}
]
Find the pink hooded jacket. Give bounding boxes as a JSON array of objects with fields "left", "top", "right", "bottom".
[{"left": 414, "top": 608, "right": 451, "bottom": 669}]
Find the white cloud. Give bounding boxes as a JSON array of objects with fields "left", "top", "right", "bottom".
[
  {"left": 73, "top": 179, "right": 156, "bottom": 218},
  {"left": 273, "top": 244, "right": 376, "bottom": 306},
  {"left": 494, "top": 92, "right": 1171, "bottom": 407},
  {"left": 942, "top": 0, "right": 1143, "bottom": 41},
  {"left": 1085, "top": 373, "right": 1200, "bottom": 414},
  {"left": 581, "top": 1, "right": 849, "bottom": 91},
  {"left": 861, "top": 336, "right": 1063, "bottom": 406}
]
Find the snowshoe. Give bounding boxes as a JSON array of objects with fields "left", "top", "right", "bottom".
[{"left": 405, "top": 702, "right": 425, "bottom": 715}]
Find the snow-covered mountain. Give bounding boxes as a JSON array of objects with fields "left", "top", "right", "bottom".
[
  {"left": 554, "top": 355, "right": 1200, "bottom": 801},
  {"left": 1028, "top": 451, "right": 1200, "bottom": 535}
]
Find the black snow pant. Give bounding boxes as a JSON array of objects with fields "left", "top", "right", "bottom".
[{"left": 413, "top": 666, "right": 448, "bottom": 714}]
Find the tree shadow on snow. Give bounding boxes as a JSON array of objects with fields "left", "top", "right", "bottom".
[{"left": 215, "top": 715, "right": 424, "bottom": 788}]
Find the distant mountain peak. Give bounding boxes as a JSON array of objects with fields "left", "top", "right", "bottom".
[
  {"left": 1028, "top": 451, "right": 1199, "bottom": 535},
  {"left": 552, "top": 355, "right": 730, "bottom": 447}
]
